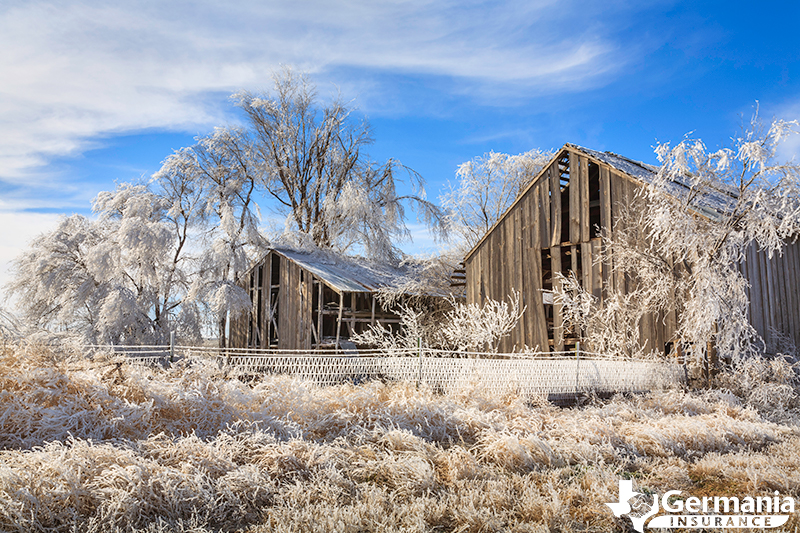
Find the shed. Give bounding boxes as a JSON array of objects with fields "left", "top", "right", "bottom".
[
  {"left": 464, "top": 143, "right": 800, "bottom": 354},
  {"left": 228, "top": 247, "right": 418, "bottom": 350}
]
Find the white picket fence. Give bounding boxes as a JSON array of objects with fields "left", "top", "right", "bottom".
[{"left": 86, "top": 344, "right": 684, "bottom": 401}]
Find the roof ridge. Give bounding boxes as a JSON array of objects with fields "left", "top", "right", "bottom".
[{"left": 567, "top": 143, "right": 658, "bottom": 174}]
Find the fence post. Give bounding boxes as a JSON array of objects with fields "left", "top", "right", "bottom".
[
  {"left": 575, "top": 341, "right": 581, "bottom": 394},
  {"left": 169, "top": 331, "right": 175, "bottom": 364},
  {"left": 417, "top": 337, "right": 422, "bottom": 389}
]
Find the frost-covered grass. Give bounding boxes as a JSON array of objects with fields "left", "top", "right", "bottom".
[{"left": 1, "top": 342, "right": 799, "bottom": 532}]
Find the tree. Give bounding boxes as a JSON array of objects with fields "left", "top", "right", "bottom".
[
  {"left": 441, "top": 149, "right": 553, "bottom": 250},
  {"left": 235, "top": 68, "right": 446, "bottom": 262},
  {"left": 155, "top": 127, "right": 267, "bottom": 346},
  {"left": 555, "top": 110, "right": 800, "bottom": 363},
  {"left": 6, "top": 180, "right": 205, "bottom": 344}
]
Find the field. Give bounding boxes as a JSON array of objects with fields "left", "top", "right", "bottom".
[{"left": 1, "top": 341, "right": 799, "bottom": 532}]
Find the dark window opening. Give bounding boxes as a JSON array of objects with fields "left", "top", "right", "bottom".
[{"left": 588, "top": 162, "right": 601, "bottom": 239}]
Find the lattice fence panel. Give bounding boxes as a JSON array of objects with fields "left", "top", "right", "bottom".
[{"left": 97, "top": 344, "right": 684, "bottom": 400}]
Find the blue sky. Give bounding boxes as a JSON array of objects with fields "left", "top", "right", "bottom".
[{"left": 1, "top": 0, "right": 799, "bottom": 292}]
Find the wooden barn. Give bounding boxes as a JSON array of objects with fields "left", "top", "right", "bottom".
[
  {"left": 228, "top": 247, "right": 415, "bottom": 351},
  {"left": 465, "top": 143, "right": 800, "bottom": 354}
]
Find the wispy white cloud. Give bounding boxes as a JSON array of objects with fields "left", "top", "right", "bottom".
[
  {"left": 0, "top": 0, "right": 635, "bottom": 183},
  {"left": 0, "top": 201, "right": 63, "bottom": 296}
]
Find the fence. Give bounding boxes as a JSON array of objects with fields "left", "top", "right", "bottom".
[{"left": 85, "top": 344, "right": 684, "bottom": 402}]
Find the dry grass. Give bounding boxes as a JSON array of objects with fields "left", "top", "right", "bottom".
[{"left": 0, "top": 342, "right": 799, "bottom": 532}]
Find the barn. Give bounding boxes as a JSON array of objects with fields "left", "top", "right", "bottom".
[
  {"left": 464, "top": 143, "right": 800, "bottom": 354},
  {"left": 228, "top": 247, "right": 423, "bottom": 351}
]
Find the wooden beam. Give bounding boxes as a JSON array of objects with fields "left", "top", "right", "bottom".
[
  {"left": 316, "top": 279, "right": 323, "bottom": 349},
  {"left": 335, "top": 291, "right": 344, "bottom": 351}
]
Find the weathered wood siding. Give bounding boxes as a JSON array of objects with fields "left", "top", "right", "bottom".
[
  {"left": 277, "top": 257, "right": 313, "bottom": 350},
  {"left": 228, "top": 250, "right": 313, "bottom": 351},
  {"left": 741, "top": 239, "right": 800, "bottom": 350},
  {"left": 466, "top": 175, "right": 549, "bottom": 352}
]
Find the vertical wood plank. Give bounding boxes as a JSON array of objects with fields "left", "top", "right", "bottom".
[
  {"left": 466, "top": 257, "right": 476, "bottom": 305},
  {"left": 550, "top": 163, "right": 562, "bottom": 246},
  {"left": 610, "top": 173, "right": 625, "bottom": 296},
  {"left": 619, "top": 174, "right": 632, "bottom": 296},
  {"left": 480, "top": 238, "right": 489, "bottom": 305},
  {"left": 746, "top": 243, "right": 763, "bottom": 340},
  {"left": 599, "top": 166, "right": 612, "bottom": 240},
  {"left": 531, "top": 185, "right": 542, "bottom": 251},
  {"left": 335, "top": 291, "right": 344, "bottom": 350},
  {"left": 599, "top": 166, "right": 613, "bottom": 302},
  {"left": 738, "top": 246, "right": 752, "bottom": 342},
  {"left": 580, "top": 155, "right": 590, "bottom": 242},
  {"left": 789, "top": 240, "right": 800, "bottom": 346},
  {"left": 511, "top": 208, "right": 524, "bottom": 350},
  {"left": 784, "top": 243, "right": 798, "bottom": 345},
  {"left": 569, "top": 153, "right": 580, "bottom": 244},
  {"left": 762, "top": 246, "right": 776, "bottom": 350},
  {"left": 773, "top": 248, "right": 789, "bottom": 345},
  {"left": 581, "top": 241, "right": 592, "bottom": 294},
  {"left": 519, "top": 194, "right": 532, "bottom": 348},
  {"left": 551, "top": 245, "right": 564, "bottom": 352},
  {"left": 591, "top": 238, "right": 602, "bottom": 301},
  {"left": 531, "top": 249, "right": 548, "bottom": 351},
  {"left": 570, "top": 244, "right": 579, "bottom": 275},
  {"left": 302, "top": 269, "right": 312, "bottom": 350},
  {"left": 317, "top": 279, "right": 324, "bottom": 347},
  {"left": 790, "top": 240, "right": 800, "bottom": 346},
  {"left": 260, "top": 259, "right": 269, "bottom": 349},
  {"left": 784, "top": 244, "right": 798, "bottom": 345},
  {"left": 538, "top": 181, "right": 550, "bottom": 248},
  {"left": 781, "top": 248, "right": 793, "bottom": 343},
  {"left": 774, "top": 249, "right": 787, "bottom": 344},
  {"left": 278, "top": 258, "right": 290, "bottom": 350}
]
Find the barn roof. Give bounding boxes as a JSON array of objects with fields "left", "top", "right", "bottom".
[
  {"left": 464, "top": 143, "right": 740, "bottom": 261},
  {"left": 568, "top": 144, "right": 738, "bottom": 221},
  {"left": 251, "top": 246, "right": 459, "bottom": 298},
  {"left": 271, "top": 247, "right": 411, "bottom": 293}
]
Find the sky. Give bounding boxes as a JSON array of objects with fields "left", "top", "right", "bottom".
[{"left": 1, "top": 0, "right": 799, "bottom": 295}]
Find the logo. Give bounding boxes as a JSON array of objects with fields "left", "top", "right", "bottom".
[{"left": 606, "top": 480, "right": 794, "bottom": 531}]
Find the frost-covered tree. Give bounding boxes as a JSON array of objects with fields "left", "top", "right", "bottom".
[
  {"left": 556, "top": 110, "right": 800, "bottom": 363},
  {"left": 6, "top": 180, "right": 205, "bottom": 344},
  {"left": 155, "top": 127, "right": 267, "bottom": 346},
  {"left": 6, "top": 215, "right": 108, "bottom": 340},
  {"left": 441, "top": 149, "right": 553, "bottom": 250},
  {"left": 235, "top": 68, "right": 446, "bottom": 262}
]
